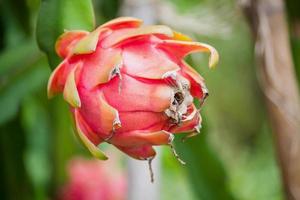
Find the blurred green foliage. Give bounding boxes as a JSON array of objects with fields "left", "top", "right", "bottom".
[
  {"left": 0, "top": 0, "right": 299, "bottom": 199},
  {"left": 37, "top": 0, "right": 95, "bottom": 68},
  {"left": 161, "top": 0, "right": 289, "bottom": 199}
]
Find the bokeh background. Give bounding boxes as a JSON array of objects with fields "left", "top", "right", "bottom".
[{"left": 0, "top": 0, "right": 299, "bottom": 199}]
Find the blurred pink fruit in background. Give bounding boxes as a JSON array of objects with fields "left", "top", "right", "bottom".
[{"left": 59, "top": 157, "right": 127, "bottom": 200}]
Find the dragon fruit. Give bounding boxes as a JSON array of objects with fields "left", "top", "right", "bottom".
[
  {"left": 48, "top": 17, "right": 218, "bottom": 162},
  {"left": 60, "top": 157, "right": 127, "bottom": 200}
]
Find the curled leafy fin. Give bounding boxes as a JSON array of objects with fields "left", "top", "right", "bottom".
[
  {"left": 96, "top": 52, "right": 122, "bottom": 85},
  {"left": 157, "top": 40, "right": 219, "bottom": 68},
  {"left": 74, "top": 110, "right": 108, "bottom": 160},
  {"left": 63, "top": 63, "right": 81, "bottom": 107},
  {"left": 103, "top": 25, "right": 174, "bottom": 48},
  {"left": 172, "top": 31, "right": 193, "bottom": 41},
  {"left": 110, "top": 130, "right": 173, "bottom": 147},
  {"left": 100, "top": 17, "right": 143, "bottom": 29},
  {"left": 47, "top": 61, "right": 68, "bottom": 98},
  {"left": 55, "top": 30, "right": 89, "bottom": 58},
  {"left": 98, "top": 93, "right": 122, "bottom": 133},
  {"left": 73, "top": 27, "right": 111, "bottom": 54}
]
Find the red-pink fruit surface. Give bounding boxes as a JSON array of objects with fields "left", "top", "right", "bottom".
[
  {"left": 48, "top": 17, "right": 219, "bottom": 160},
  {"left": 59, "top": 157, "right": 127, "bottom": 200}
]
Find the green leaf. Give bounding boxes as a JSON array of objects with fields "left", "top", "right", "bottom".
[
  {"left": 36, "top": 0, "right": 95, "bottom": 68},
  {"left": 0, "top": 58, "right": 49, "bottom": 125},
  {"left": 21, "top": 96, "right": 51, "bottom": 200},
  {"left": 95, "top": 0, "right": 121, "bottom": 22},
  {"left": 175, "top": 124, "right": 236, "bottom": 200},
  {"left": 4, "top": 0, "right": 31, "bottom": 35},
  {"left": 50, "top": 97, "right": 78, "bottom": 186},
  {"left": 0, "top": 118, "right": 34, "bottom": 200},
  {"left": 74, "top": 120, "right": 108, "bottom": 160},
  {"left": 0, "top": 41, "right": 39, "bottom": 78}
]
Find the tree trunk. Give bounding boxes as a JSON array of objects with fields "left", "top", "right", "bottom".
[{"left": 241, "top": 0, "right": 300, "bottom": 199}]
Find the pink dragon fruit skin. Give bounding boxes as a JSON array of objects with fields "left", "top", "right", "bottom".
[
  {"left": 59, "top": 157, "right": 127, "bottom": 200},
  {"left": 48, "top": 17, "right": 219, "bottom": 161}
]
